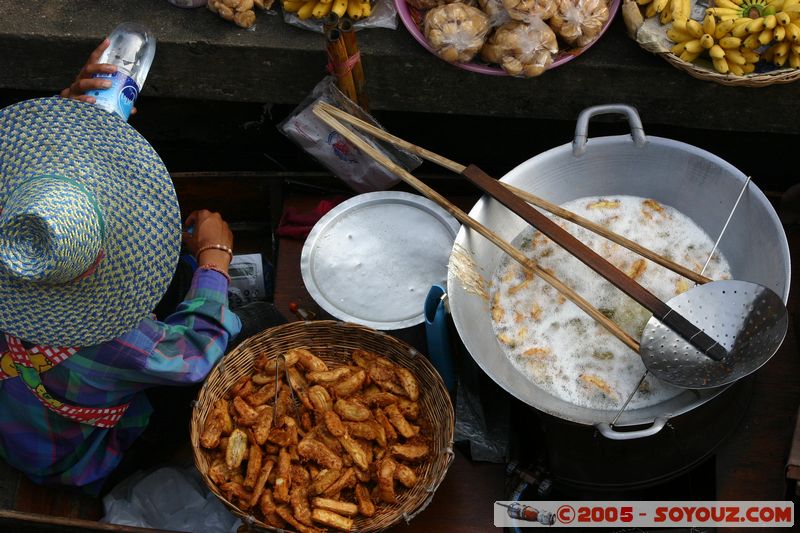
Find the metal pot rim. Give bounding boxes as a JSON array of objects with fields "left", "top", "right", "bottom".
[{"left": 448, "top": 120, "right": 790, "bottom": 438}]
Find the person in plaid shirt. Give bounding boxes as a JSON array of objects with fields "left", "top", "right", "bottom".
[
  {"left": 0, "top": 208, "right": 242, "bottom": 493},
  {"left": 0, "top": 42, "right": 264, "bottom": 495}
]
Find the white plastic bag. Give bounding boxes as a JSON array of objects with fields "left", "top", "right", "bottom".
[
  {"left": 101, "top": 466, "right": 241, "bottom": 533},
  {"left": 279, "top": 76, "right": 422, "bottom": 193}
]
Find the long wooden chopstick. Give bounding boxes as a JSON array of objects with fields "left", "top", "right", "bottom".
[
  {"left": 316, "top": 102, "right": 711, "bottom": 285},
  {"left": 312, "top": 105, "right": 640, "bottom": 352}
]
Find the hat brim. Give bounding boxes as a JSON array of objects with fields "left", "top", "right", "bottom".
[{"left": 0, "top": 97, "right": 180, "bottom": 346}]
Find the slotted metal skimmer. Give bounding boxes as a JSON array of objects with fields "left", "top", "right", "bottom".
[
  {"left": 609, "top": 177, "right": 786, "bottom": 428},
  {"left": 639, "top": 279, "right": 788, "bottom": 389}
]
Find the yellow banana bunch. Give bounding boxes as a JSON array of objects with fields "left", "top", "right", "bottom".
[
  {"left": 714, "top": 43, "right": 759, "bottom": 74},
  {"left": 669, "top": 16, "right": 716, "bottom": 61},
  {"left": 763, "top": 39, "right": 800, "bottom": 65},
  {"left": 774, "top": 0, "right": 800, "bottom": 14},
  {"left": 660, "top": 0, "right": 800, "bottom": 73},
  {"left": 638, "top": 0, "right": 671, "bottom": 19},
  {"left": 283, "top": 0, "right": 371, "bottom": 20},
  {"left": 667, "top": 14, "right": 760, "bottom": 74},
  {"left": 671, "top": 0, "right": 691, "bottom": 21},
  {"left": 704, "top": 0, "right": 800, "bottom": 42},
  {"left": 706, "top": 0, "right": 784, "bottom": 22},
  {"left": 660, "top": 0, "right": 675, "bottom": 23}
]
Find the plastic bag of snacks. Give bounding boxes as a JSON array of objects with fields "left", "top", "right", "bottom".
[
  {"left": 503, "top": 0, "right": 557, "bottom": 23},
  {"left": 478, "top": 0, "right": 512, "bottom": 27},
  {"left": 549, "top": 0, "right": 609, "bottom": 47},
  {"left": 279, "top": 77, "right": 422, "bottom": 193},
  {"left": 282, "top": 0, "right": 398, "bottom": 32},
  {"left": 207, "top": 0, "right": 276, "bottom": 29},
  {"left": 481, "top": 18, "right": 559, "bottom": 76},
  {"left": 424, "top": 3, "right": 492, "bottom": 62}
]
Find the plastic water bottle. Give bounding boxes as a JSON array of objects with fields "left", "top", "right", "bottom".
[{"left": 87, "top": 23, "right": 156, "bottom": 121}]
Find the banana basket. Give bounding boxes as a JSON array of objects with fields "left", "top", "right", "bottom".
[
  {"left": 622, "top": 0, "right": 800, "bottom": 86},
  {"left": 191, "top": 320, "right": 455, "bottom": 532}
]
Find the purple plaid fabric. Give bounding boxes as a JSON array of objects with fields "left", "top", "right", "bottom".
[{"left": 0, "top": 269, "right": 241, "bottom": 490}]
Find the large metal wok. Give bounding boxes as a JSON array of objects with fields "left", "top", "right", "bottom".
[{"left": 447, "top": 105, "right": 791, "bottom": 440}]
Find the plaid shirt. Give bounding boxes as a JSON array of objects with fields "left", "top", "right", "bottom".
[{"left": 0, "top": 269, "right": 241, "bottom": 490}]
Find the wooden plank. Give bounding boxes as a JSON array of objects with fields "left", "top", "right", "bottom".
[
  {"left": 715, "top": 324, "right": 800, "bottom": 500},
  {"left": 13, "top": 477, "right": 101, "bottom": 520},
  {"left": 785, "top": 407, "right": 800, "bottom": 482},
  {"left": 398, "top": 448, "right": 506, "bottom": 532},
  {"left": 0, "top": 510, "right": 177, "bottom": 533},
  {"left": 715, "top": 224, "right": 800, "bottom": 501},
  {"left": 0, "top": 461, "right": 20, "bottom": 510},
  {"left": 170, "top": 172, "right": 277, "bottom": 223},
  {"left": 273, "top": 193, "right": 332, "bottom": 320}
]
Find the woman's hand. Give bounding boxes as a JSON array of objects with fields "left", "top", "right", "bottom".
[
  {"left": 183, "top": 210, "right": 235, "bottom": 270},
  {"left": 59, "top": 39, "right": 137, "bottom": 114}
]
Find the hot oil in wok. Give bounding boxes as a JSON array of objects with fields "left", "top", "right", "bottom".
[{"left": 490, "top": 196, "right": 732, "bottom": 410}]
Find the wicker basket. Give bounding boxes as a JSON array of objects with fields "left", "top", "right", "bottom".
[
  {"left": 621, "top": 0, "right": 800, "bottom": 87},
  {"left": 191, "top": 320, "right": 456, "bottom": 532},
  {"left": 660, "top": 51, "right": 800, "bottom": 86}
]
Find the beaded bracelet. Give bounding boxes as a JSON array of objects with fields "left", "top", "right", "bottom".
[
  {"left": 196, "top": 243, "right": 233, "bottom": 259},
  {"left": 198, "top": 263, "right": 232, "bottom": 283}
]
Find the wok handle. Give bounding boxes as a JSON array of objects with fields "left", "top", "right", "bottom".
[
  {"left": 573, "top": 104, "right": 647, "bottom": 156},
  {"left": 595, "top": 416, "right": 669, "bottom": 440}
]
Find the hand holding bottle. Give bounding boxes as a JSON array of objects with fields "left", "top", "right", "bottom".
[
  {"left": 86, "top": 23, "right": 155, "bottom": 121},
  {"left": 60, "top": 39, "right": 115, "bottom": 103},
  {"left": 59, "top": 39, "right": 137, "bottom": 115}
]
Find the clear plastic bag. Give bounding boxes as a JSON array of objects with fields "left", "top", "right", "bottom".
[
  {"left": 503, "top": 0, "right": 556, "bottom": 22},
  {"left": 478, "top": 0, "right": 512, "bottom": 28},
  {"left": 207, "top": 0, "right": 278, "bottom": 29},
  {"left": 453, "top": 343, "right": 511, "bottom": 463},
  {"left": 549, "top": 0, "right": 609, "bottom": 47},
  {"left": 424, "top": 3, "right": 492, "bottom": 63},
  {"left": 279, "top": 76, "right": 422, "bottom": 193},
  {"left": 101, "top": 466, "right": 241, "bottom": 533},
  {"left": 283, "top": 0, "right": 398, "bottom": 32},
  {"left": 480, "top": 18, "right": 558, "bottom": 77}
]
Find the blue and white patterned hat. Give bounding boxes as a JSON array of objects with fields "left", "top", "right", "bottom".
[{"left": 0, "top": 97, "right": 181, "bottom": 346}]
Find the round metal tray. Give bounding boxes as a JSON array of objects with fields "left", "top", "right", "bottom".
[{"left": 301, "top": 191, "right": 460, "bottom": 330}]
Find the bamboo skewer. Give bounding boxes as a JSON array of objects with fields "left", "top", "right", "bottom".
[
  {"left": 312, "top": 105, "right": 640, "bottom": 353},
  {"left": 315, "top": 102, "right": 712, "bottom": 285}
]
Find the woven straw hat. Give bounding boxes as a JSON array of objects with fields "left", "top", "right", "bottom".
[{"left": 0, "top": 97, "right": 180, "bottom": 346}]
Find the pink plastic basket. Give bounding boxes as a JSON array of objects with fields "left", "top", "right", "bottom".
[{"left": 395, "top": 0, "right": 621, "bottom": 76}]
